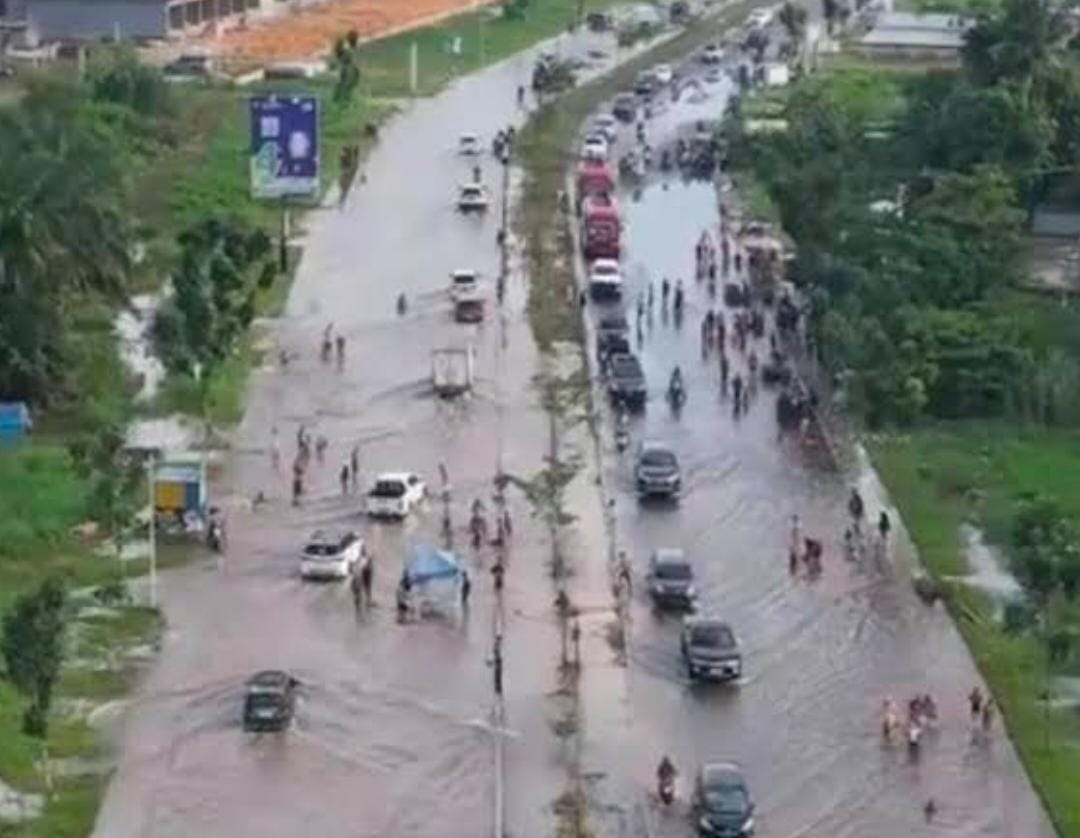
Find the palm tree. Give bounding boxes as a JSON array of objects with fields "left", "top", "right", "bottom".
[{"left": 0, "top": 78, "right": 132, "bottom": 401}]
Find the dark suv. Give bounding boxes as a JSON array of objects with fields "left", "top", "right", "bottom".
[
  {"left": 681, "top": 618, "right": 741, "bottom": 682},
  {"left": 608, "top": 352, "right": 647, "bottom": 409},
  {"left": 634, "top": 441, "right": 680, "bottom": 498},
  {"left": 647, "top": 549, "right": 696, "bottom": 611},
  {"left": 243, "top": 670, "right": 297, "bottom": 732}
]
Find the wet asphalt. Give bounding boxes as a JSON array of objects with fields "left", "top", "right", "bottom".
[
  {"left": 91, "top": 13, "right": 1056, "bottom": 838},
  {"left": 576, "top": 48, "right": 1056, "bottom": 838},
  {"left": 93, "top": 28, "right": 637, "bottom": 838}
]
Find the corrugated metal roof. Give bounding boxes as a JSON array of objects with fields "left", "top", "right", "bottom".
[{"left": 860, "top": 28, "right": 966, "bottom": 48}]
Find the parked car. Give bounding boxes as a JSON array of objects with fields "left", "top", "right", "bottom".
[
  {"left": 588, "top": 258, "right": 623, "bottom": 299},
  {"left": 300, "top": 529, "right": 365, "bottom": 580},
  {"left": 366, "top": 472, "right": 427, "bottom": 519},
  {"left": 746, "top": 7, "right": 774, "bottom": 29},
  {"left": 647, "top": 548, "right": 696, "bottom": 610},
  {"left": 634, "top": 71, "right": 657, "bottom": 97},
  {"left": 607, "top": 352, "right": 647, "bottom": 409},
  {"left": 613, "top": 93, "right": 638, "bottom": 123},
  {"left": 701, "top": 43, "right": 724, "bottom": 65},
  {"left": 582, "top": 134, "right": 609, "bottom": 161},
  {"left": 681, "top": 617, "right": 741, "bottom": 681},
  {"left": 635, "top": 440, "right": 681, "bottom": 498},
  {"left": 458, "top": 132, "right": 482, "bottom": 155},
  {"left": 692, "top": 762, "right": 756, "bottom": 836},
  {"left": 457, "top": 183, "right": 490, "bottom": 212},
  {"left": 243, "top": 670, "right": 297, "bottom": 732},
  {"left": 592, "top": 113, "right": 618, "bottom": 142},
  {"left": 450, "top": 268, "right": 479, "bottom": 300}
]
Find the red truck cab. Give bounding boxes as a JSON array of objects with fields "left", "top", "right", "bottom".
[{"left": 576, "top": 159, "right": 615, "bottom": 206}]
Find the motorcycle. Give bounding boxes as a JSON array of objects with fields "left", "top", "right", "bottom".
[
  {"left": 657, "top": 759, "right": 676, "bottom": 805},
  {"left": 667, "top": 381, "right": 686, "bottom": 410},
  {"left": 614, "top": 413, "right": 630, "bottom": 451}
]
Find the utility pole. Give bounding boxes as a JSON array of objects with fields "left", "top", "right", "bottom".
[{"left": 146, "top": 453, "right": 158, "bottom": 608}]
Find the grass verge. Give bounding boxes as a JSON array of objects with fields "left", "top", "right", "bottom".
[{"left": 869, "top": 424, "right": 1080, "bottom": 836}]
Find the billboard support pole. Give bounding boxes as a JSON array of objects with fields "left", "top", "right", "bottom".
[{"left": 279, "top": 197, "right": 288, "bottom": 273}]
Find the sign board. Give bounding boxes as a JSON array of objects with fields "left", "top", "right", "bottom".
[{"left": 249, "top": 94, "right": 319, "bottom": 199}]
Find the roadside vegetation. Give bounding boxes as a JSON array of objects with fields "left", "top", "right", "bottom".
[{"left": 725, "top": 0, "right": 1080, "bottom": 829}]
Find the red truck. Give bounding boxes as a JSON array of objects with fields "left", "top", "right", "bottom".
[
  {"left": 582, "top": 192, "right": 621, "bottom": 260},
  {"left": 576, "top": 159, "right": 615, "bottom": 206}
]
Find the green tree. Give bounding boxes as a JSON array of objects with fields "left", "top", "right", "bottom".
[
  {"left": 1, "top": 578, "right": 67, "bottom": 737},
  {"left": 0, "top": 78, "right": 132, "bottom": 404},
  {"left": 68, "top": 423, "right": 143, "bottom": 565}
]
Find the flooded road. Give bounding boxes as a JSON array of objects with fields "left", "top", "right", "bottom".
[
  {"left": 94, "top": 27, "right": 647, "bottom": 838},
  {"left": 578, "top": 54, "right": 1056, "bottom": 838}
]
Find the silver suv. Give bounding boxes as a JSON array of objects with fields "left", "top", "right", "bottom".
[{"left": 634, "top": 441, "right": 681, "bottom": 499}]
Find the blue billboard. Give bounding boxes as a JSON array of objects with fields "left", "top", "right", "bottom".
[{"left": 249, "top": 95, "right": 319, "bottom": 199}]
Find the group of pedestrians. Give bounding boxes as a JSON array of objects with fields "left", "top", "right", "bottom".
[{"left": 788, "top": 489, "right": 894, "bottom": 580}]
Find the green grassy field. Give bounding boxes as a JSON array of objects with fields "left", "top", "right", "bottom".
[{"left": 870, "top": 425, "right": 1080, "bottom": 836}]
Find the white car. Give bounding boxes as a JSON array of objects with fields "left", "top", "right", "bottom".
[
  {"left": 653, "top": 63, "right": 674, "bottom": 85},
  {"left": 300, "top": 529, "right": 365, "bottom": 580},
  {"left": 582, "top": 134, "right": 609, "bottom": 161},
  {"left": 366, "top": 472, "right": 427, "bottom": 519},
  {"left": 592, "top": 113, "right": 618, "bottom": 142},
  {"left": 747, "top": 8, "right": 774, "bottom": 28},
  {"left": 701, "top": 43, "right": 724, "bottom": 65},
  {"left": 588, "top": 258, "right": 623, "bottom": 300},
  {"left": 450, "top": 268, "right": 479, "bottom": 300},
  {"left": 457, "top": 183, "right": 490, "bottom": 212},
  {"left": 458, "top": 133, "right": 482, "bottom": 156}
]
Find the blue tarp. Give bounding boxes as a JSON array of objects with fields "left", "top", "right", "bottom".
[{"left": 405, "top": 545, "right": 462, "bottom": 585}]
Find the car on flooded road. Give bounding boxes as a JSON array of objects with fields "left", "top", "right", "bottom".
[
  {"left": 612, "top": 92, "right": 637, "bottom": 122},
  {"left": 607, "top": 352, "right": 647, "bottom": 409},
  {"left": 366, "top": 472, "right": 426, "bottom": 519},
  {"left": 243, "top": 670, "right": 297, "bottom": 732},
  {"left": 588, "top": 258, "right": 623, "bottom": 300},
  {"left": 300, "top": 529, "right": 365, "bottom": 580},
  {"left": 700, "top": 43, "right": 724, "bottom": 65},
  {"left": 634, "top": 440, "right": 680, "bottom": 498},
  {"left": 457, "top": 183, "right": 490, "bottom": 212},
  {"left": 692, "top": 761, "right": 756, "bottom": 836},
  {"left": 681, "top": 617, "right": 741, "bottom": 681},
  {"left": 591, "top": 113, "right": 618, "bottom": 142},
  {"left": 647, "top": 548, "right": 696, "bottom": 611}
]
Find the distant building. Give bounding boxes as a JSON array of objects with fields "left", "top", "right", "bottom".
[
  {"left": 19, "top": 0, "right": 262, "bottom": 43},
  {"left": 857, "top": 11, "right": 973, "bottom": 59}
]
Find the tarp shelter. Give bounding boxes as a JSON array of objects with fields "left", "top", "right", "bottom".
[
  {"left": 0, "top": 403, "right": 31, "bottom": 444},
  {"left": 405, "top": 545, "right": 463, "bottom": 585},
  {"left": 153, "top": 457, "right": 206, "bottom": 516}
]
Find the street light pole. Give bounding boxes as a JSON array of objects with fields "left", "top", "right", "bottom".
[{"left": 147, "top": 453, "right": 158, "bottom": 608}]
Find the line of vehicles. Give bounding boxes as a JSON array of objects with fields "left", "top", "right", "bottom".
[{"left": 582, "top": 56, "right": 760, "bottom": 836}]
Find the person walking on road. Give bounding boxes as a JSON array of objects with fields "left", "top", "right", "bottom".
[
  {"left": 848, "top": 487, "right": 865, "bottom": 533},
  {"left": 350, "top": 566, "right": 364, "bottom": 612},
  {"left": 461, "top": 570, "right": 471, "bottom": 606},
  {"left": 981, "top": 698, "right": 995, "bottom": 733},
  {"left": 271, "top": 426, "right": 281, "bottom": 471},
  {"left": 339, "top": 462, "right": 350, "bottom": 496},
  {"left": 878, "top": 510, "right": 891, "bottom": 542},
  {"left": 350, "top": 445, "right": 360, "bottom": 492},
  {"left": 360, "top": 556, "right": 373, "bottom": 605},
  {"left": 968, "top": 686, "right": 983, "bottom": 720},
  {"left": 732, "top": 373, "right": 743, "bottom": 416},
  {"left": 335, "top": 334, "right": 346, "bottom": 367}
]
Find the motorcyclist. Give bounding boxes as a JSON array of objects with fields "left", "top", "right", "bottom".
[
  {"left": 657, "top": 756, "right": 676, "bottom": 804},
  {"left": 848, "top": 487, "right": 865, "bottom": 531},
  {"left": 673, "top": 281, "right": 684, "bottom": 315},
  {"left": 669, "top": 366, "right": 684, "bottom": 399},
  {"left": 397, "top": 292, "right": 407, "bottom": 315}
]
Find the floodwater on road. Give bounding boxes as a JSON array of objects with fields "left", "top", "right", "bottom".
[
  {"left": 576, "top": 55, "right": 1056, "bottom": 838},
  {"left": 94, "top": 25, "right": 650, "bottom": 838}
]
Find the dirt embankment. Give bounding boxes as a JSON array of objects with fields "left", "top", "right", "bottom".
[{"left": 210, "top": 0, "right": 487, "bottom": 61}]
